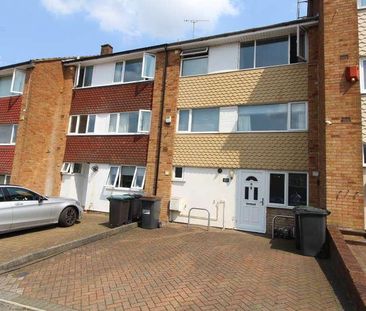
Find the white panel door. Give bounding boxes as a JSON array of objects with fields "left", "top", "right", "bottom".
[{"left": 236, "top": 171, "right": 266, "bottom": 233}]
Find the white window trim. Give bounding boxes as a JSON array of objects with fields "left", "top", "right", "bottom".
[
  {"left": 363, "top": 143, "right": 366, "bottom": 167},
  {"left": 172, "top": 166, "right": 185, "bottom": 182},
  {"left": 180, "top": 55, "right": 209, "bottom": 77},
  {"left": 0, "top": 174, "right": 10, "bottom": 185},
  {"left": 10, "top": 69, "right": 26, "bottom": 94},
  {"left": 236, "top": 102, "right": 308, "bottom": 133},
  {"left": 61, "top": 162, "right": 82, "bottom": 175},
  {"left": 68, "top": 115, "right": 96, "bottom": 135},
  {"left": 267, "top": 171, "right": 309, "bottom": 209},
  {"left": 137, "top": 110, "right": 151, "bottom": 133},
  {"left": 141, "top": 53, "right": 156, "bottom": 79},
  {"left": 176, "top": 108, "right": 220, "bottom": 134},
  {"left": 0, "top": 124, "right": 18, "bottom": 145},
  {"left": 358, "top": 0, "right": 366, "bottom": 9},
  {"left": 360, "top": 59, "right": 366, "bottom": 94},
  {"left": 106, "top": 165, "right": 146, "bottom": 190}
]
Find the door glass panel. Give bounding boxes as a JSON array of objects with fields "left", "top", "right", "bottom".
[
  {"left": 254, "top": 187, "right": 258, "bottom": 201},
  {"left": 245, "top": 187, "right": 249, "bottom": 200},
  {"left": 246, "top": 176, "right": 258, "bottom": 181},
  {"left": 269, "top": 173, "right": 285, "bottom": 204}
]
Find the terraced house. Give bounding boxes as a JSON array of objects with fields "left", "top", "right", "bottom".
[
  {"left": 0, "top": 59, "right": 74, "bottom": 197},
  {"left": 1, "top": 0, "right": 365, "bottom": 235},
  {"left": 59, "top": 45, "right": 160, "bottom": 212}
]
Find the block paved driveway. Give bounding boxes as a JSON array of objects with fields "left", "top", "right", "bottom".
[{"left": 0, "top": 224, "right": 351, "bottom": 311}]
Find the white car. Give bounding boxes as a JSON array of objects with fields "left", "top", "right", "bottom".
[{"left": 0, "top": 185, "right": 83, "bottom": 234}]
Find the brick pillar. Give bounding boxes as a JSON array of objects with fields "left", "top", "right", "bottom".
[
  {"left": 318, "top": 0, "right": 364, "bottom": 229},
  {"left": 11, "top": 61, "right": 75, "bottom": 196},
  {"left": 145, "top": 49, "right": 180, "bottom": 221}
]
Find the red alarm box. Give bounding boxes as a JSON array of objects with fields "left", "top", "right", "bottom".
[{"left": 345, "top": 66, "right": 359, "bottom": 82}]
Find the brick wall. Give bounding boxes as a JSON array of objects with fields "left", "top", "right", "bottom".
[
  {"left": 307, "top": 25, "right": 321, "bottom": 208},
  {"left": 64, "top": 135, "right": 148, "bottom": 166},
  {"left": 11, "top": 61, "right": 74, "bottom": 196},
  {"left": 70, "top": 82, "right": 153, "bottom": 115},
  {"left": 0, "top": 146, "right": 15, "bottom": 175},
  {"left": 318, "top": 0, "right": 364, "bottom": 229},
  {"left": 145, "top": 50, "right": 181, "bottom": 221}
]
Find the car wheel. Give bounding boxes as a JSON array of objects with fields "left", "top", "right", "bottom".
[{"left": 59, "top": 206, "right": 77, "bottom": 227}]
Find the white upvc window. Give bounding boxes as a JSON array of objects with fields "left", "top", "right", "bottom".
[
  {"left": 68, "top": 114, "right": 96, "bottom": 134},
  {"left": 360, "top": 58, "right": 366, "bottom": 93},
  {"left": 237, "top": 102, "right": 307, "bottom": 132},
  {"left": 142, "top": 53, "right": 156, "bottom": 79},
  {"left": 177, "top": 108, "right": 219, "bottom": 133},
  {"left": 108, "top": 110, "right": 151, "bottom": 134},
  {"left": 172, "top": 167, "right": 184, "bottom": 181},
  {"left": 75, "top": 65, "right": 93, "bottom": 88},
  {"left": 61, "top": 162, "right": 83, "bottom": 174},
  {"left": 363, "top": 144, "right": 366, "bottom": 167},
  {"left": 181, "top": 48, "right": 209, "bottom": 77},
  {"left": 106, "top": 165, "right": 146, "bottom": 190},
  {"left": 359, "top": 0, "right": 366, "bottom": 9},
  {"left": 0, "top": 69, "right": 26, "bottom": 98},
  {"left": 0, "top": 124, "right": 18, "bottom": 145},
  {"left": 268, "top": 172, "right": 308, "bottom": 208},
  {"left": 0, "top": 174, "right": 10, "bottom": 185}
]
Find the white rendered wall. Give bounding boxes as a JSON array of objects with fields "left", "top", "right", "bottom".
[
  {"left": 171, "top": 167, "right": 237, "bottom": 229},
  {"left": 91, "top": 62, "right": 115, "bottom": 86},
  {"left": 60, "top": 165, "right": 89, "bottom": 206},
  {"left": 208, "top": 43, "right": 239, "bottom": 73},
  {"left": 219, "top": 106, "right": 238, "bottom": 133}
]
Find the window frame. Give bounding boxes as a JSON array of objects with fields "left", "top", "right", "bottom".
[
  {"left": 68, "top": 114, "right": 96, "bottom": 135},
  {"left": 239, "top": 33, "right": 308, "bottom": 71},
  {"left": 267, "top": 171, "right": 309, "bottom": 209},
  {"left": 141, "top": 53, "right": 156, "bottom": 79},
  {"left": 359, "top": 0, "right": 366, "bottom": 9},
  {"left": 137, "top": 110, "right": 152, "bottom": 133},
  {"left": 236, "top": 102, "right": 308, "bottom": 133},
  {"left": 61, "top": 162, "right": 83, "bottom": 175},
  {"left": 360, "top": 58, "right": 366, "bottom": 94},
  {"left": 172, "top": 166, "right": 184, "bottom": 182},
  {"left": 176, "top": 108, "right": 220, "bottom": 133},
  {"left": 0, "top": 174, "right": 10, "bottom": 185},
  {"left": 180, "top": 55, "right": 209, "bottom": 77},
  {"left": 10, "top": 68, "right": 26, "bottom": 94},
  {"left": 363, "top": 143, "right": 366, "bottom": 167},
  {"left": 106, "top": 165, "right": 146, "bottom": 190},
  {"left": 108, "top": 110, "right": 151, "bottom": 135},
  {"left": 0, "top": 124, "right": 18, "bottom": 145}
]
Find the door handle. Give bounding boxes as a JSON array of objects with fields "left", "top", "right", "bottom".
[
  {"left": 260, "top": 198, "right": 264, "bottom": 206},
  {"left": 14, "top": 202, "right": 24, "bottom": 206}
]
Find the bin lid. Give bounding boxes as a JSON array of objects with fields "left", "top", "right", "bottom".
[
  {"left": 107, "top": 194, "right": 135, "bottom": 201},
  {"left": 293, "top": 206, "right": 330, "bottom": 216}
]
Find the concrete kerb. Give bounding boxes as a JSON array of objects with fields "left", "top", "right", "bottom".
[{"left": 0, "top": 222, "right": 138, "bottom": 274}]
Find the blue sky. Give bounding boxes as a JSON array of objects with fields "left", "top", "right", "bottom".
[{"left": 0, "top": 0, "right": 302, "bottom": 66}]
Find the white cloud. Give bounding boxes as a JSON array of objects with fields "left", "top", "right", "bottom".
[{"left": 41, "top": 0, "right": 239, "bottom": 39}]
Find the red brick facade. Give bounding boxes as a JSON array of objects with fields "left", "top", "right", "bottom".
[
  {"left": 70, "top": 82, "right": 153, "bottom": 115},
  {"left": 0, "top": 96, "right": 22, "bottom": 175},
  {"left": 0, "top": 96, "right": 22, "bottom": 124},
  {"left": 64, "top": 135, "right": 149, "bottom": 166},
  {"left": 0, "top": 146, "right": 15, "bottom": 174}
]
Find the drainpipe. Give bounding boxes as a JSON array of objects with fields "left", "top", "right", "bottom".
[{"left": 154, "top": 44, "right": 168, "bottom": 196}]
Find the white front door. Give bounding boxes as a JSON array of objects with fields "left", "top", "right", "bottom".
[{"left": 236, "top": 171, "right": 266, "bottom": 233}]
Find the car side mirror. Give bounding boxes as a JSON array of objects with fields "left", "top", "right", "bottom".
[{"left": 38, "top": 196, "right": 45, "bottom": 203}]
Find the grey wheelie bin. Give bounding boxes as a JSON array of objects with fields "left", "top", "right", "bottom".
[
  {"left": 140, "top": 196, "right": 161, "bottom": 229},
  {"left": 129, "top": 194, "right": 143, "bottom": 222},
  {"left": 107, "top": 195, "right": 134, "bottom": 227},
  {"left": 293, "top": 206, "right": 330, "bottom": 256}
]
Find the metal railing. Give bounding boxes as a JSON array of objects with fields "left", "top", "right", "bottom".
[
  {"left": 187, "top": 208, "right": 210, "bottom": 231},
  {"left": 272, "top": 215, "right": 295, "bottom": 239}
]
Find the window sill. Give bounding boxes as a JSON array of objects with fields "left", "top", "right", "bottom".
[
  {"left": 0, "top": 94, "right": 22, "bottom": 99},
  {"left": 67, "top": 133, "right": 149, "bottom": 136},
  {"left": 105, "top": 186, "right": 143, "bottom": 192},
  {"left": 0, "top": 143, "right": 16, "bottom": 146},
  {"left": 73, "top": 79, "right": 153, "bottom": 90},
  {"left": 176, "top": 130, "right": 308, "bottom": 135},
  {"left": 172, "top": 179, "right": 185, "bottom": 183}
]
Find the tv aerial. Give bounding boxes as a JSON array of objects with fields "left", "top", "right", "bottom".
[{"left": 184, "top": 19, "right": 209, "bottom": 38}]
